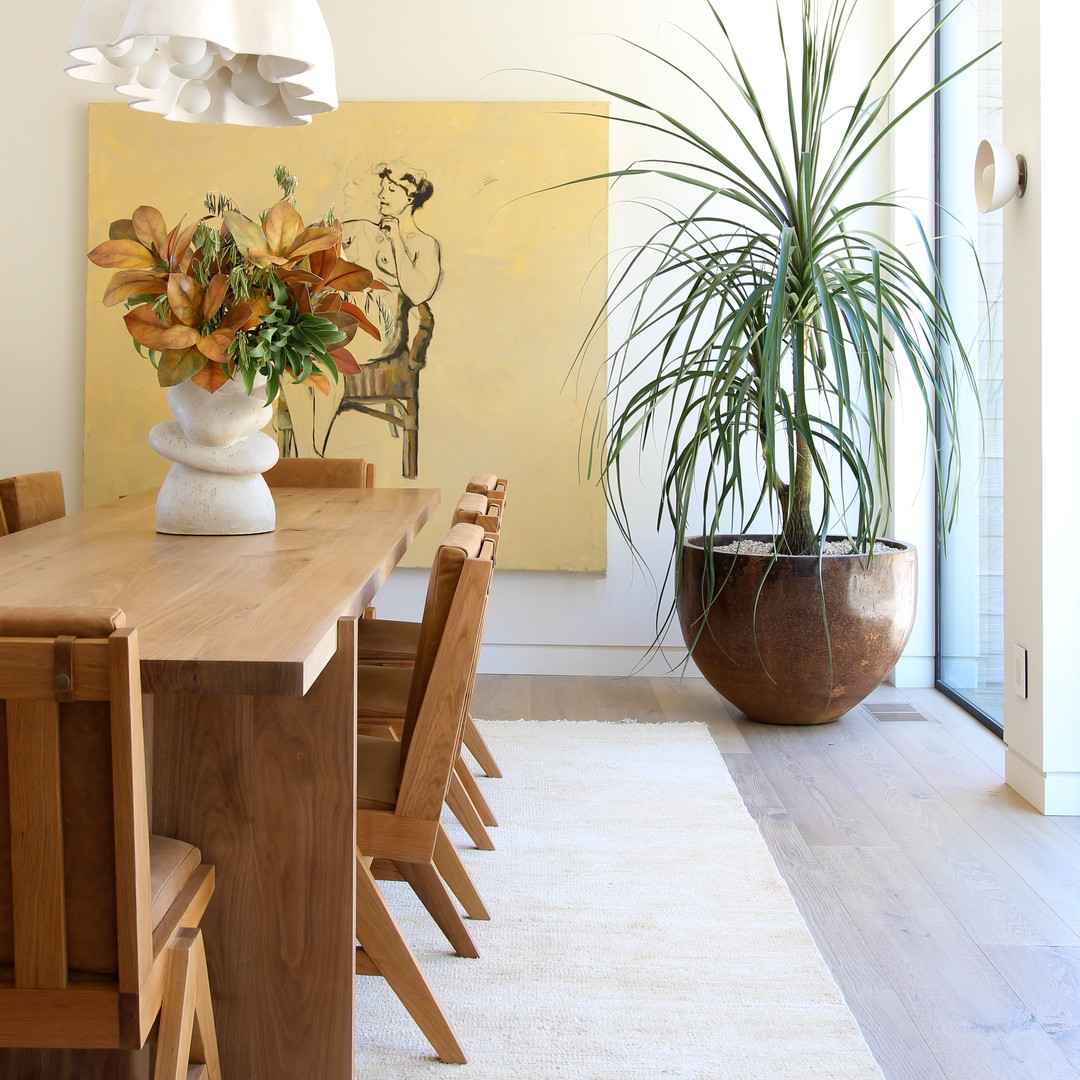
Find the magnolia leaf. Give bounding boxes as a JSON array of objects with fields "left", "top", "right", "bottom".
[
  {"left": 263, "top": 201, "right": 303, "bottom": 257},
  {"left": 340, "top": 300, "right": 381, "bottom": 341},
  {"left": 223, "top": 211, "right": 273, "bottom": 267},
  {"left": 285, "top": 278, "right": 312, "bottom": 315},
  {"left": 167, "top": 273, "right": 204, "bottom": 328},
  {"left": 190, "top": 359, "right": 233, "bottom": 391},
  {"left": 279, "top": 267, "right": 322, "bottom": 287},
  {"left": 131, "top": 206, "right": 169, "bottom": 255},
  {"left": 167, "top": 220, "right": 199, "bottom": 270},
  {"left": 314, "top": 293, "right": 342, "bottom": 313},
  {"left": 304, "top": 372, "right": 333, "bottom": 395},
  {"left": 320, "top": 310, "right": 358, "bottom": 346},
  {"left": 108, "top": 218, "right": 138, "bottom": 242},
  {"left": 88, "top": 239, "right": 157, "bottom": 270},
  {"left": 329, "top": 347, "right": 360, "bottom": 375},
  {"left": 102, "top": 270, "right": 167, "bottom": 307},
  {"left": 284, "top": 226, "right": 341, "bottom": 264},
  {"left": 306, "top": 245, "right": 338, "bottom": 282},
  {"left": 321, "top": 257, "right": 374, "bottom": 293},
  {"left": 124, "top": 304, "right": 200, "bottom": 350},
  {"left": 241, "top": 297, "right": 271, "bottom": 330},
  {"left": 157, "top": 346, "right": 208, "bottom": 386},
  {"left": 202, "top": 274, "right": 229, "bottom": 322},
  {"left": 196, "top": 327, "right": 238, "bottom": 364}
]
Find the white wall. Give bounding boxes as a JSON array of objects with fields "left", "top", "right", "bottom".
[
  {"left": 1001, "top": 0, "right": 1080, "bottom": 813},
  {"left": 6, "top": 2, "right": 935, "bottom": 684}
]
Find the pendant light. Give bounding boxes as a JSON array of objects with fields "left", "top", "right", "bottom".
[{"left": 65, "top": 0, "right": 338, "bottom": 126}]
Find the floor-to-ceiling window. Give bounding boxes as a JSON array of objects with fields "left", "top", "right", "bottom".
[{"left": 936, "top": 0, "right": 1004, "bottom": 735}]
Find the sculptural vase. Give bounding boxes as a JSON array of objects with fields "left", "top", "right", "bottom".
[{"left": 149, "top": 374, "right": 279, "bottom": 535}]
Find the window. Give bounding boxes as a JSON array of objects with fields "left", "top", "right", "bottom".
[{"left": 935, "top": 0, "right": 1004, "bottom": 734}]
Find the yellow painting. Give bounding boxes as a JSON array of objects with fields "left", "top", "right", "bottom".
[{"left": 84, "top": 101, "right": 608, "bottom": 571}]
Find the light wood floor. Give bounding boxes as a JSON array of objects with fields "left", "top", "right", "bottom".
[{"left": 471, "top": 674, "right": 1080, "bottom": 1080}]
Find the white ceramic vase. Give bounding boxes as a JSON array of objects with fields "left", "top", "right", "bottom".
[{"left": 148, "top": 372, "right": 279, "bottom": 535}]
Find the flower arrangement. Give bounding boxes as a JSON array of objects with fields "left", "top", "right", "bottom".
[{"left": 87, "top": 166, "right": 383, "bottom": 400}]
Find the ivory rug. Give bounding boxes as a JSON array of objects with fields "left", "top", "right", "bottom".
[{"left": 354, "top": 720, "right": 885, "bottom": 1079}]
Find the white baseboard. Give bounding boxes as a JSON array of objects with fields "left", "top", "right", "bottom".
[
  {"left": 1005, "top": 747, "right": 1080, "bottom": 815},
  {"left": 891, "top": 654, "right": 935, "bottom": 688},
  {"left": 478, "top": 642, "right": 700, "bottom": 678}
]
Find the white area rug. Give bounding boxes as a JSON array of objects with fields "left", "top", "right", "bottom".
[{"left": 355, "top": 720, "right": 884, "bottom": 1079}]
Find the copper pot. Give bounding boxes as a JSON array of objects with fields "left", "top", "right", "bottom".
[{"left": 677, "top": 536, "right": 918, "bottom": 724}]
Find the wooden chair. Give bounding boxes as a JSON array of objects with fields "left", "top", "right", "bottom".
[
  {"left": 0, "top": 471, "right": 66, "bottom": 532},
  {"left": 0, "top": 606, "right": 219, "bottom": 1079},
  {"left": 264, "top": 456, "right": 376, "bottom": 489},
  {"left": 357, "top": 473, "right": 508, "bottom": 789},
  {"left": 356, "top": 487, "right": 504, "bottom": 849},
  {"left": 354, "top": 523, "right": 495, "bottom": 1064}
]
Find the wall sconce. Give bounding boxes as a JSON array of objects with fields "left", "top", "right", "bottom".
[
  {"left": 974, "top": 139, "right": 1028, "bottom": 213},
  {"left": 65, "top": 0, "right": 338, "bottom": 126}
]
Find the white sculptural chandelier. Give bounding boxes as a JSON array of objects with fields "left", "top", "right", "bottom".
[{"left": 65, "top": 0, "right": 337, "bottom": 126}]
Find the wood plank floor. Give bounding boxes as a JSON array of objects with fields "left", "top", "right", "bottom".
[{"left": 471, "top": 674, "right": 1080, "bottom": 1080}]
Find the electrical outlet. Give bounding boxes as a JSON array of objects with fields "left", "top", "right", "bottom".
[{"left": 1013, "top": 644, "right": 1028, "bottom": 698}]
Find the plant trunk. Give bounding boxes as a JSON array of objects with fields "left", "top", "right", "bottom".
[{"left": 778, "top": 432, "right": 816, "bottom": 555}]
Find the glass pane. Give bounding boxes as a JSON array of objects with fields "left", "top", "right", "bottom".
[{"left": 936, "top": 0, "right": 1004, "bottom": 731}]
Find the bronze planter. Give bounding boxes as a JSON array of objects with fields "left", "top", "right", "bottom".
[{"left": 677, "top": 536, "right": 918, "bottom": 725}]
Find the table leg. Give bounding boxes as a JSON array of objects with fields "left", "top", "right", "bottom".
[{"left": 152, "top": 619, "right": 357, "bottom": 1080}]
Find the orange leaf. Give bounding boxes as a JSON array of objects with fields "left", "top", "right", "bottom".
[
  {"left": 221, "top": 302, "right": 255, "bottom": 332},
  {"left": 305, "top": 372, "right": 332, "bottom": 395},
  {"left": 321, "top": 258, "right": 374, "bottom": 293},
  {"left": 102, "top": 270, "right": 167, "bottom": 307},
  {"left": 124, "top": 305, "right": 200, "bottom": 350},
  {"left": 240, "top": 297, "right": 271, "bottom": 330},
  {"left": 196, "top": 327, "right": 238, "bottom": 364},
  {"left": 132, "top": 206, "right": 169, "bottom": 255},
  {"left": 307, "top": 244, "right": 338, "bottom": 282},
  {"left": 286, "top": 279, "right": 312, "bottom": 314},
  {"left": 167, "top": 273, "right": 203, "bottom": 328},
  {"left": 88, "top": 238, "right": 157, "bottom": 270},
  {"left": 157, "top": 346, "right": 208, "bottom": 387},
  {"left": 339, "top": 301, "right": 381, "bottom": 341},
  {"left": 167, "top": 220, "right": 199, "bottom": 270},
  {"left": 329, "top": 348, "right": 360, "bottom": 375},
  {"left": 202, "top": 274, "right": 229, "bottom": 322},
  {"left": 263, "top": 201, "right": 303, "bottom": 257},
  {"left": 191, "top": 361, "right": 233, "bottom": 392},
  {"left": 284, "top": 226, "right": 341, "bottom": 265},
  {"left": 279, "top": 267, "right": 321, "bottom": 287}
]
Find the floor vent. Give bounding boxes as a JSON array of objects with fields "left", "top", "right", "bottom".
[{"left": 865, "top": 703, "right": 928, "bottom": 722}]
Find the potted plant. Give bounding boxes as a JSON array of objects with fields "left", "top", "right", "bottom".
[
  {"left": 86, "top": 166, "right": 385, "bottom": 534},
  {"left": 568, "top": 0, "right": 992, "bottom": 723}
]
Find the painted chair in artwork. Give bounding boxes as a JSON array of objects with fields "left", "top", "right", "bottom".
[
  {"left": 328, "top": 300, "right": 433, "bottom": 480},
  {"left": 354, "top": 522, "right": 496, "bottom": 1064},
  {"left": 0, "top": 471, "right": 66, "bottom": 532},
  {"left": 0, "top": 606, "right": 220, "bottom": 1079}
]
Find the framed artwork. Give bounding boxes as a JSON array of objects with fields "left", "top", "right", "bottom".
[{"left": 84, "top": 101, "right": 609, "bottom": 570}]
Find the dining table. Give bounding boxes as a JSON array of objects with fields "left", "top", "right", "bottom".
[{"left": 0, "top": 483, "right": 440, "bottom": 1080}]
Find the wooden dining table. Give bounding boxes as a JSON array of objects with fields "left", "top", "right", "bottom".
[{"left": 0, "top": 484, "right": 440, "bottom": 1080}]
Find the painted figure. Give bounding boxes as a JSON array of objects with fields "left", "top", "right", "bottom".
[{"left": 282, "top": 162, "right": 442, "bottom": 478}]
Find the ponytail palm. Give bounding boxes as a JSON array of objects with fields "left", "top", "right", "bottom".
[{"left": 573, "top": 0, "right": 992, "bottom": 563}]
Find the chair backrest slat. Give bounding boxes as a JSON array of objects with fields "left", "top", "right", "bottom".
[
  {"left": 0, "top": 608, "right": 151, "bottom": 990},
  {"left": 6, "top": 698, "right": 68, "bottom": 988}
]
